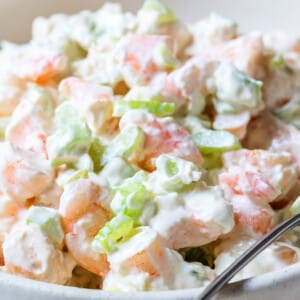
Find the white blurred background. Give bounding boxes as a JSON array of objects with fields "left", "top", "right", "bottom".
[{"left": 0, "top": 0, "right": 300, "bottom": 42}]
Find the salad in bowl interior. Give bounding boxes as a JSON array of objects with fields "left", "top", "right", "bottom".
[{"left": 1, "top": 0, "right": 300, "bottom": 293}]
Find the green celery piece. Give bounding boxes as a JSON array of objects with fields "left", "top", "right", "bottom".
[
  {"left": 113, "top": 100, "right": 175, "bottom": 117},
  {"left": 88, "top": 137, "right": 105, "bottom": 172},
  {"left": 193, "top": 130, "right": 241, "bottom": 155},
  {"left": 273, "top": 95, "right": 300, "bottom": 129},
  {"left": 0, "top": 117, "right": 10, "bottom": 140},
  {"left": 26, "top": 206, "right": 64, "bottom": 247},
  {"left": 271, "top": 53, "right": 285, "bottom": 69},
  {"left": 154, "top": 44, "right": 179, "bottom": 70},
  {"left": 67, "top": 169, "right": 89, "bottom": 183},
  {"left": 54, "top": 102, "right": 80, "bottom": 129},
  {"left": 92, "top": 213, "right": 134, "bottom": 253},
  {"left": 111, "top": 172, "right": 153, "bottom": 222},
  {"left": 180, "top": 246, "right": 215, "bottom": 268},
  {"left": 141, "top": 0, "right": 177, "bottom": 25},
  {"left": 47, "top": 122, "right": 92, "bottom": 167},
  {"left": 102, "top": 126, "right": 144, "bottom": 165}
]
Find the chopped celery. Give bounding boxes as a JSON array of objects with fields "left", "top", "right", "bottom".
[
  {"left": 47, "top": 122, "right": 92, "bottom": 167},
  {"left": 113, "top": 99, "right": 175, "bottom": 117},
  {"left": 153, "top": 44, "right": 179, "bottom": 70},
  {"left": 26, "top": 206, "right": 64, "bottom": 247},
  {"left": 201, "top": 153, "right": 223, "bottom": 169},
  {"left": 141, "top": 0, "right": 177, "bottom": 25},
  {"left": 273, "top": 94, "right": 300, "bottom": 129},
  {"left": 67, "top": 169, "right": 89, "bottom": 183},
  {"left": 271, "top": 53, "right": 285, "bottom": 69},
  {"left": 88, "top": 137, "right": 105, "bottom": 172},
  {"left": 193, "top": 130, "right": 241, "bottom": 155},
  {"left": 148, "top": 154, "right": 202, "bottom": 192},
  {"left": 0, "top": 117, "right": 10, "bottom": 140},
  {"left": 54, "top": 102, "right": 81, "bottom": 129},
  {"left": 290, "top": 197, "right": 300, "bottom": 215},
  {"left": 102, "top": 126, "right": 144, "bottom": 165},
  {"left": 92, "top": 213, "right": 134, "bottom": 253},
  {"left": 111, "top": 172, "right": 154, "bottom": 224},
  {"left": 214, "top": 63, "right": 264, "bottom": 110},
  {"left": 178, "top": 115, "right": 211, "bottom": 135}
]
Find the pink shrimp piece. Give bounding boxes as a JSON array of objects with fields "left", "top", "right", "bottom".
[
  {"left": 213, "top": 111, "right": 251, "bottom": 139},
  {"left": 6, "top": 101, "right": 49, "bottom": 157},
  {"left": 59, "top": 179, "right": 110, "bottom": 276},
  {"left": 108, "top": 227, "right": 167, "bottom": 278},
  {"left": 116, "top": 34, "right": 177, "bottom": 86},
  {"left": 194, "top": 33, "right": 263, "bottom": 77},
  {"left": 0, "top": 143, "right": 53, "bottom": 203},
  {"left": 123, "top": 113, "right": 202, "bottom": 171},
  {"left": 220, "top": 149, "right": 297, "bottom": 204},
  {"left": 59, "top": 77, "right": 117, "bottom": 135},
  {"left": 151, "top": 60, "right": 217, "bottom": 110},
  {"left": 243, "top": 112, "right": 300, "bottom": 173},
  {"left": 231, "top": 195, "right": 274, "bottom": 236},
  {"left": 16, "top": 52, "right": 67, "bottom": 83},
  {"left": 0, "top": 194, "right": 28, "bottom": 265}
]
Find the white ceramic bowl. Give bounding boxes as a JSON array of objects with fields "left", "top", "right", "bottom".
[{"left": 1, "top": 1, "right": 300, "bottom": 299}]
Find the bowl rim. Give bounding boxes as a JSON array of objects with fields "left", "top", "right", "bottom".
[{"left": 1, "top": 261, "right": 300, "bottom": 299}]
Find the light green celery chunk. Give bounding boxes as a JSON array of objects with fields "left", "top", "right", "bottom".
[
  {"left": 92, "top": 213, "right": 134, "bottom": 253},
  {"left": 290, "top": 197, "right": 300, "bottom": 215},
  {"left": 0, "top": 117, "right": 10, "bottom": 140},
  {"left": 213, "top": 98, "right": 244, "bottom": 115},
  {"left": 67, "top": 169, "right": 89, "bottom": 183},
  {"left": 54, "top": 102, "right": 80, "bottom": 129},
  {"left": 63, "top": 39, "right": 87, "bottom": 61},
  {"left": 150, "top": 154, "right": 202, "bottom": 192},
  {"left": 273, "top": 94, "right": 300, "bottom": 129},
  {"left": 153, "top": 44, "right": 179, "bottom": 70},
  {"left": 111, "top": 172, "right": 154, "bottom": 224},
  {"left": 113, "top": 100, "right": 175, "bottom": 117},
  {"left": 193, "top": 130, "right": 241, "bottom": 155},
  {"left": 141, "top": 0, "right": 177, "bottom": 25},
  {"left": 88, "top": 137, "right": 105, "bottom": 172},
  {"left": 102, "top": 126, "right": 144, "bottom": 165},
  {"left": 201, "top": 153, "right": 223, "bottom": 169},
  {"left": 178, "top": 115, "right": 211, "bottom": 135},
  {"left": 214, "top": 63, "right": 263, "bottom": 110},
  {"left": 26, "top": 206, "right": 64, "bottom": 247},
  {"left": 47, "top": 122, "right": 92, "bottom": 167},
  {"left": 271, "top": 53, "right": 285, "bottom": 69},
  {"left": 25, "top": 83, "right": 55, "bottom": 117}
]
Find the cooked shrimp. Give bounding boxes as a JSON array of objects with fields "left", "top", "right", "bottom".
[
  {"left": 59, "top": 178, "right": 111, "bottom": 276},
  {"left": 59, "top": 77, "right": 118, "bottom": 135},
  {"left": 115, "top": 34, "right": 177, "bottom": 86},
  {"left": 0, "top": 143, "right": 54, "bottom": 203},
  {"left": 6, "top": 101, "right": 50, "bottom": 157},
  {"left": 120, "top": 111, "right": 202, "bottom": 171},
  {"left": 220, "top": 149, "right": 298, "bottom": 204},
  {"left": 0, "top": 75, "right": 25, "bottom": 117},
  {"left": 108, "top": 227, "right": 167, "bottom": 277},
  {"left": 16, "top": 51, "right": 67, "bottom": 83},
  {"left": 0, "top": 193, "right": 27, "bottom": 265},
  {"left": 193, "top": 33, "right": 263, "bottom": 77},
  {"left": 213, "top": 111, "right": 251, "bottom": 139}
]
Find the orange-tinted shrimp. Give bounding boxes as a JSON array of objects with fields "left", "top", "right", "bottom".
[
  {"left": 116, "top": 34, "right": 177, "bottom": 86},
  {"left": 194, "top": 33, "right": 263, "bottom": 77},
  {"left": 59, "top": 179, "right": 110, "bottom": 276},
  {"left": 16, "top": 51, "right": 67, "bottom": 83},
  {"left": 121, "top": 113, "right": 202, "bottom": 171},
  {"left": 59, "top": 77, "right": 117, "bottom": 135}
]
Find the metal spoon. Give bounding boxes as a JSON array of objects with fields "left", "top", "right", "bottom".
[{"left": 197, "top": 213, "right": 300, "bottom": 300}]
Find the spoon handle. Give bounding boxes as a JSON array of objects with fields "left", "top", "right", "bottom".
[{"left": 198, "top": 213, "right": 300, "bottom": 300}]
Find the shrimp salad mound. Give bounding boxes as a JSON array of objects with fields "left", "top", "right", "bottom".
[{"left": 1, "top": 0, "right": 300, "bottom": 292}]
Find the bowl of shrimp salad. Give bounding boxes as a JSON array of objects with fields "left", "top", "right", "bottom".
[{"left": 1, "top": 0, "right": 300, "bottom": 299}]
